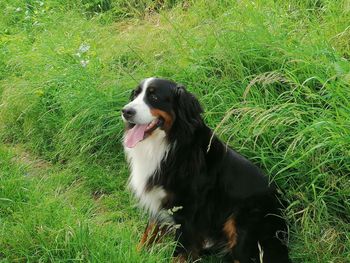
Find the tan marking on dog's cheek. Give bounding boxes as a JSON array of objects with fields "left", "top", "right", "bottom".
[
  {"left": 223, "top": 217, "right": 238, "bottom": 249},
  {"left": 150, "top": 109, "right": 174, "bottom": 132}
]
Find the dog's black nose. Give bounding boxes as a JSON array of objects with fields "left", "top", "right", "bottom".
[{"left": 122, "top": 107, "right": 136, "bottom": 119}]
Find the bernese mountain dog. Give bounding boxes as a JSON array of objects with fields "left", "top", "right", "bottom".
[{"left": 122, "top": 77, "right": 291, "bottom": 263}]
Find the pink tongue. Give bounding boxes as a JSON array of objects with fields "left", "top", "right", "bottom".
[{"left": 125, "top": 124, "right": 148, "bottom": 148}]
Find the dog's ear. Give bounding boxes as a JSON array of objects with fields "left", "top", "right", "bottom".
[
  {"left": 173, "top": 85, "right": 203, "bottom": 138},
  {"left": 175, "top": 85, "right": 203, "bottom": 121}
]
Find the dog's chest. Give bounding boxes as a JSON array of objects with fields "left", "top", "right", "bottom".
[{"left": 124, "top": 130, "right": 170, "bottom": 215}]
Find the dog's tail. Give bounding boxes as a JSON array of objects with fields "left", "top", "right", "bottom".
[{"left": 258, "top": 212, "right": 292, "bottom": 263}]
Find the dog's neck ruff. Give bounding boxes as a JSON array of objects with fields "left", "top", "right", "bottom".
[{"left": 124, "top": 129, "right": 170, "bottom": 215}]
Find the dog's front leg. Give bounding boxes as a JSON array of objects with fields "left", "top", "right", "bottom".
[
  {"left": 137, "top": 220, "right": 170, "bottom": 251},
  {"left": 172, "top": 223, "right": 200, "bottom": 262}
]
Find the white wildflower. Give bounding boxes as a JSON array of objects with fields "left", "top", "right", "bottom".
[
  {"left": 80, "top": 59, "right": 89, "bottom": 67},
  {"left": 167, "top": 206, "right": 183, "bottom": 215},
  {"left": 78, "top": 43, "right": 90, "bottom": 54}
]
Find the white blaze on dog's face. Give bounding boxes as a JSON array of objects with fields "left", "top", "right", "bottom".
[
  {"left": 122, "top": 78, "right": 155, "bottom": 125},
  {"left": 122, "top": 77, "right": 176, "bottom": 148}
]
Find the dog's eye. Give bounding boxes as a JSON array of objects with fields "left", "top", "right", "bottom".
[{"left": 150, "top": 94, "right": 158, "bottom": 101}]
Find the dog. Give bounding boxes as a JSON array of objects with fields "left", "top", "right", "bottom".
[{"left": 122, "top": 77, "right": 291, "bottom": 262}]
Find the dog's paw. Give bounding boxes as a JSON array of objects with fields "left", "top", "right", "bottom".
[{"left": 172, "top": 254, "right": 187, "bottom": 263}]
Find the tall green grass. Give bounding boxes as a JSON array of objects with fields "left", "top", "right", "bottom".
[
  {"left": 1, "top": 0, "right": 349, "bottom": 262},
  {"left": 0, "top": 145, "right": 178, "bottom": 262}
]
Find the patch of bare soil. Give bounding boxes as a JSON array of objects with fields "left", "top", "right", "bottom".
[{"left": 7, "top": 144, "right": 51, "bottom": 176}]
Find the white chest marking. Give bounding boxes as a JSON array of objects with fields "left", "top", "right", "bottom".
[{"left": 125, "top": 129, "right": 170, "bottom": 215}]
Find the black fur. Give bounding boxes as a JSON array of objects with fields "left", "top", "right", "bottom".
[
  {"left": 170, "top": 85, "right": 204, "bottom": 143},
  {"left": 126, "top": 78, "right": 291, "bottom": 262}
]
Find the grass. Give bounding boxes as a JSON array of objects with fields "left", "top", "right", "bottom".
[
  {"left": 0, "top": 145, "right": 176, "bottom": 262},
  {"left": 0, "top": 0, "right": 349, "bottom": 262}
]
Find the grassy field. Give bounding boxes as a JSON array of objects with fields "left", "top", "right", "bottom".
[{"left": 1, "top": 0, "right": 350, "bottom": 262}]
